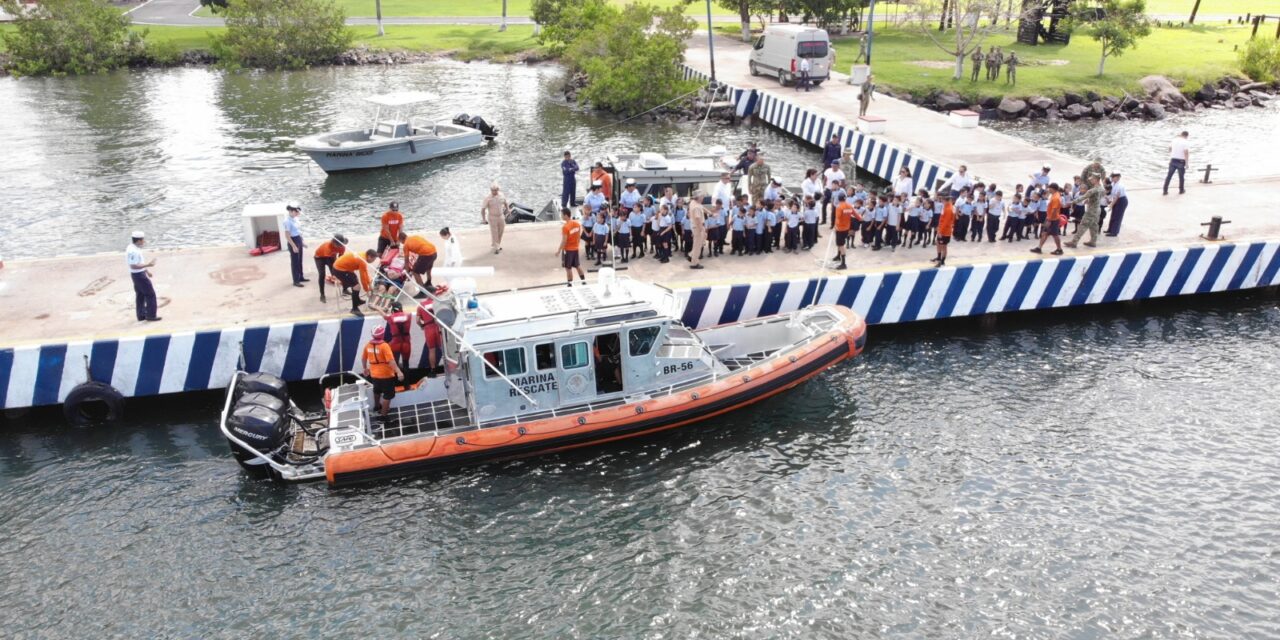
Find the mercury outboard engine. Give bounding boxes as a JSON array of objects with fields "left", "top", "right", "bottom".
[
  {"left": 453, "top": 113, "right": 499, "bottom": 140},
  {"left": 234, "top": 372, "right": 288, "bottom": 405},
  {"left": 226, "top": 372, "right": 291, "bottom": 477}
]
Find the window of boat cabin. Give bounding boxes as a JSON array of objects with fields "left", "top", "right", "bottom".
[
  {"left": 535, "top": 343, "right": 556, "bottom": 370},
  {"left": 561, "top": 342, "right": 589, "bottom": 369},
  {"left": 483, "top": 347, "right": 527, "bottom": 379},
  {"left": 628, "top": 326, "right": 660, "bottom": 357}
]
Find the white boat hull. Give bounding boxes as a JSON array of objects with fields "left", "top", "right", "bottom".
[{"left": 297, "top": 122, "right": 488, "bottom": 173}]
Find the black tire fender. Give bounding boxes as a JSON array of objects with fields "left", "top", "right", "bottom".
[{"left": 62, "top": 381, "right": 124, "bottom": 427}]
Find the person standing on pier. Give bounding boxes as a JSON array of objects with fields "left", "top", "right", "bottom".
[
  {"left": 1065, "top": 176, "right": 1105, "bottom": 249},
  {"left": 481, "top": 184, "right": 509, "bottom": 255},
  {"left": 313, "top": 233, "right": 347, "bottom": 304},
  {"left": 822, "top": 134, "right": 842, "bottom": 172},
  {"left": 832, "top": 194, "right": 853, "bottom": 270},
  {"left": 1164, "top": 131, "right": 1190, "bottom": 196},
  {"left": 858, "top": 76, "right": 875, "bottom": 116},
  {"left": 1105, "top": 173, "right": 1129, "bottom": 237},
  {"left": 687, "top": 192, "right": 707, "bottom": 270},
  {"left": 283, "top": 203, "right": 307, "bottom": 288},
  {"left": 822, "top": 160, "right": 845, "bottom": 226},
  {"left": 933, "top": 196, "right": 956, "bottom": 268},
  {"left": 557, "top": 208, "right": 586, "bottom": 286},
  {"left": 1031, "top": 183, "right": 1065, "bottom": 255},
  {"left": 378, "top": 202, "right": 404, "bottom": 256},
  {"left": 561, "top": 151, "right": 579, "bottom": 208},
  {"left": 748, "top": 155, "right": 771, "bottom": 206},
  {"left": 796, "top": 56, "right": 812, "bottom": 92},
  {"left": 126, "top": 231, "right": 161, "bottom": 322},
  {"left": 591, "top": 162, "right": 613, "bottom": 205},
  {"left": 440, "top": 227, "right": 463, "bottom": 269}
]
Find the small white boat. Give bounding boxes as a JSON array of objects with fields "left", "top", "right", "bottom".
[{"left": 296, "top": 91, "right": 498, "bottom": 173}]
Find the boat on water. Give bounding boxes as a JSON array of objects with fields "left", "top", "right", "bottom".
[
  {"left": 295, "top": 91, "right": 498, "bottom": 173},
  {"left": 219, "top": 272, "right": 866, "bottom": 486}
]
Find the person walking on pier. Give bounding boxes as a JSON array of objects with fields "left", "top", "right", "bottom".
[
  {"left": 334, "top": 248, "right": 376, "bottom": 316},
  {"left": 313, "top": 233, "right": 347, "bottom": 304},
  {"left": 858, "top": 75, "right": 875, "bottom": 117},
  {"left": 748, "top": 155, "right": 772, "bottom": 206},
  {"left": 283, "top": 203, "right": 307, "bottom": 288},
  {"left": 126, "top": 231, "right": 161, "bottom": 322},
  {"left": 687, "top": 192, "right": 708, "bottom": 270},
  {"left": 557, "top": 208, "right": 586, "bottom": 286},
  {"left": 560, "top": 151, "right": 579, "bottom": 208},
  {"left": 1105, "top": 173, "right": 1129, "bottom": 236},
  {"left": 1164, "top": 131, "right": 1190, "bottom": 196},
  {"left": 481, "top": 184, "right": 510, "bottom": 255},
  {"left": 970, "top": 47, "right": 983, "bottom": 82},
  {"left": 1065, "top": 176, "right": 1105, "bottom": 249},
  {"left": 796, "top": 56, "right": 812, "bottom": 92},
  {"left": 854, "top": 33, "right": 868, "bottom": 63},
  {"left": 440, "top": 227, "right": 463, "bottom": 269},
  {"left": 1030, "top": 183, "right": 1065, "bottom": 255},
  {"left": 932, "top": 196, "right": 956, "bottom": 269},
  {"left": 378, "top": 202, "right": 404, "bottom": 256},
  {"left": 362, "top": 325, "right": 404, "bottom": 418},
  {"left": 1005, "top": 52, "right": 1019, "bottom": 85}
]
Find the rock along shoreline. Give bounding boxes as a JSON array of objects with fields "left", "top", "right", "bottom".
[{"left": 896, "top": 74, "right": 1278, "bottom": 123}]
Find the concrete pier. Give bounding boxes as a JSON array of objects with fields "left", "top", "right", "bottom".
[{"left": 3, "top": 35, "right": 1279, "bottom": 412}]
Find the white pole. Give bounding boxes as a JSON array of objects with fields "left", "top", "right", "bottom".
[
  {"left": 376, "top": 0, "right": 385, "bottom": 36},
  {"left": 500, "top": 0, "right": 507, "bottom": 32}
]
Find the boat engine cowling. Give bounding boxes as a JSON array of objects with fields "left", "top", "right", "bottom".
[
  {"left": 227, "top": 403, "right": 288, "bottom": 454},
  {"left": 237, "top": 391, "right": 287, "bottom": 415},
  {"left": 234, "top": 372, "right": 288, "bottom": 406},
  {"left": 453, "top": 113, "right": 499, "bottom": 140}
]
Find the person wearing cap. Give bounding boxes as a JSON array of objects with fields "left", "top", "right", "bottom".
[
  {"left": 560, "top": 151, "right": 579, "bottom": 208},
  {"left": 585, "top": 181, "right": 606, "bottom": 215},
  {"left": 439, "top": 227, "right": 463, "bottom": 269},
  {"left": 312, "top": 233, "right": 347, "bottom": 304},
  {"left": 822, "top": 134, "right": 842, "bottom": 171},
  {"left": 362, "top": 325, "right": 404, "bottom": 417},
  {"left": 731, "top": 143, "right": 758, "bottom": 174},
  {"left": 686, "top": 192, "right": 707, "bottom": 269},
  {"left": 399, "top": 231, "right": 437, "bottom": 298},
  {"left": 283, "top": 203, "right": 307, "bottom": 288},
  {"left": 334, "top": 248, "right": 378, "bottom": 316},
  {"left": 480, "top": 184, "right": 509, "bottom": 255},
  {"left": 379, "top": 202, "right": 404, "bottom": 256},
  {"left": 619, "top": 178, "right": 641, "bottom": 212},
  {"left": 1105, "top": 173, "right": 1128, "bottom": 237},
  {"left": 126, "top": 231, "right": 160, "bottom": 322},
  {"left": 822, "top": 160, "right": 845, "bottom": 226},
  {"left": 382, "top": 301, "right": 414, "bottom": 373},
  {"left": 747, "top": 154, "right": 771, "bottom": 206},
  {"left": 590, "top": 161, "right": 613, "bottom": 204},
  {"left": 416, "top": 297, "right": 443, "bottom": 376},
  {"left": 763, "top": 178, "right": 782, "bottom": 206}
]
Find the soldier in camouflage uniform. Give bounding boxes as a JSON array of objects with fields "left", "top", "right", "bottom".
[
  {"left": 1065, "top": 175, "right": 1105, "bottom": 248},
  {"left": 970, "top": 46, "right": 983, "bottom": 82},
  {"left": 991, "top": 47, "right": 1005, "bottom": 81},
  {"left": 1081, "top": 159, "right": 1107, "bottom": 185},
  {"left": 748, "top": 155, "right": 772, "bottom": 206},
  {"left": 859, "top": 75, "right": 875, "bottom": 116},
  {"left": 1005, "top": 52, "right": 1019, "bottom": 85}
]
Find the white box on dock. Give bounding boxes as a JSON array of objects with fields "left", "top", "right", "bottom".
[
  {"left": 857, "top": 115, "right": 886, "bottom": 135},
  {"left": 948, "top": 109, "right": 980, "bottom": 129},
  {"left": 241, "top": 203, "right": 287, "bottom": 250},
  {"left": 848, "top": 64, "right": 870, "bottom": 85}
]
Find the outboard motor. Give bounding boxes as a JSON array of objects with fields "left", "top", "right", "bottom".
[
  {"left": 227, "top": 404, "right": 288, "bottom": 455},
  {"left": 467, "top": 115, "right": 499, "bottom": 140},
  {"left": 233, "top": 372, "right": 288, "bottom": 405},
  {"left": 226, "top": 372, "right": 290, "bottom": 478},
  {"left": 506, "top": 201, "right": 537, "bottom": 224}
]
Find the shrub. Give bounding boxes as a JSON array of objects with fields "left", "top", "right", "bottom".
[
  {"left": 0, "top": 0, "right": 134, "bottom": 76},
  {"left": 213, "top": 0, "right": 353, "bottom": 69},
  {"left": 1238, "top": 37, "right": 1280, "bottom": 84}
]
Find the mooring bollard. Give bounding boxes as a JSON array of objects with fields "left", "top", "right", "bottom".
[
  {"left": 1200, "top": 216, "right": 1231, "bottom": 241},
  {"left": 1199, "top": 163, "right": 1219, "bottom": 184}
]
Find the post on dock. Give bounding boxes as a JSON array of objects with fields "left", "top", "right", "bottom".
[
  {"left": 1199, "top": 163, "right": 1218, "bottom": 184},
  {"left": 1200, "top": 216, "right": 1230, "bottom": 241}
]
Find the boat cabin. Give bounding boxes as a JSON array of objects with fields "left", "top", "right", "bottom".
[
  {"left": 436, "top": 274, "right": 725, "bottom": 424},
  {"left": 600, "top": 150, "right": 734, "bottom": 202}
]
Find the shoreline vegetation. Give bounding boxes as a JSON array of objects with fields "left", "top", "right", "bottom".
[{"left": 3, "top": 0, "right": 1277, "bottom": 123}]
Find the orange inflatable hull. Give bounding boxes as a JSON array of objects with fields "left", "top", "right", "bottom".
[{"left": 326, "top": 307, "right": 867, "bottom": 486}]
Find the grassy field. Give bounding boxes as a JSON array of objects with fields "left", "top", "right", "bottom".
[
  {"left": 133, "top": 23, "right": 541, "bottom": 58},
  {"left": 1144, "top": 0, "right": 1270, "bottom": 16},
  {"left": 194, "top": 0, "right": 733, "bottom": 19},
  {"left": 725, "top": 23, "right": 1253, "bottom": 100}
]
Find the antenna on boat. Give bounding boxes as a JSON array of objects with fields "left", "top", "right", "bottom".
[
  {"left": 809, "top": 213, "right": 839, "bottom": 310},
  {"left": 332, "top": 238, "right": 540, "bottom": 407}
]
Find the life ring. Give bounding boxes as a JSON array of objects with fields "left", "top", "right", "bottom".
[{"left": 62, "top": 381, "right": 125, "bottom": 427}]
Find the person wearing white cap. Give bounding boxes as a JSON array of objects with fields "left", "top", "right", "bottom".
[
  {"left": 619, "top": 178, "right": 641, "bottom": 211},
  {"left": 584, "top": 181, "right": 606, "bottom": 214},
  {"left": 480, "top": 184, "right": 509, "bottom": 254},
  {"left": 126, "top": 231, "right": 160, "bottom": 322},
  {"left": 283, "top": 202, "right": 307, "bottom": 287}
]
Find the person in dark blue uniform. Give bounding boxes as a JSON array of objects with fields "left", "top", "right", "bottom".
[
  {"left": 560, "top": 150, "right": 579, "bottom": 208},
  {"left": 125, "top": 231, "right": 161, "bottom": 322},
  {"left": 283, "top": 202, "right": 307, "bottom": 287},
  {"left": 822, "top": 134, "right": 842, "bottom": 170}
]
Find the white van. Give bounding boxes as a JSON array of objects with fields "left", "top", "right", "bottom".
[{"left": 748, "top": 25, "right": 833, "bottom": 87}]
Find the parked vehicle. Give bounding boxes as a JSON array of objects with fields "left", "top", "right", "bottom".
[{"left": 748, "top": 25, "right": 833, "bottom": 87}]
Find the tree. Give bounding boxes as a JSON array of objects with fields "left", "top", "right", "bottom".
[
  {"left": 531, "top": 0, "right": 614, "bottom": 52},
  {"left": 213, "top": 0, "right": 353, "bottom": 69},
  {"left": 910, "top": 0, "right": 1011, "bottom": 80},
  {"left": 561, "top": 2, "right": 700, "bottom": 114},
  {"left": 1069, "top": 0, "right": 1151, "bottom": 76},
  {"left": 199, "top": 0, "right": 229, "bottom": 11},
  {"left": 791, "top": 0, "right": 862, "bottom": 29},
  {"left": 0, "top": 0, "right": 140, "bottom": 76},
  {"left": 716, "top": 0, "right": 776, "bottom": 42}
]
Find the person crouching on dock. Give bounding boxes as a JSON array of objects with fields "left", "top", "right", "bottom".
[
  {"left": 399, "top": 231, "right": 437, "bottom": 299},
  {"left": 313, "top": 233, "right": 346, "bottom": 304},
  {"left": 362, "top": 325, "right": 404, "bottom": 418},
  {"left": 334, "top": 248, "right": 376, "bottom": 316}
]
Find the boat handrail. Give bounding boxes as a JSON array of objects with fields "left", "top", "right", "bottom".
[{"left": 218, "top": 371, "right": 326, "bottom": 481}]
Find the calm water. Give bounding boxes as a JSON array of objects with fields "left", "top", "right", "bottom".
[
  {"left": 2, "top": 295, "right": 1279, "bottom": 637},
  {"left": 4, "top": 62, "right": 1280, "bottom": 637},
  {"left": 0, "top": 61, "right": 819, "bottom": 260}
]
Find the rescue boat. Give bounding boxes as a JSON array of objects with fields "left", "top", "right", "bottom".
[{"left": 219, "top": 272, "right": 866, "bottom": 486}]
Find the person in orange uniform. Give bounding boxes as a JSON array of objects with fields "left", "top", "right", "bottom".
[
  {"left": 399, "top": 231, "right": 437, "bottom": 298},
  {"left": 933, "top": 195, "right": 956, "bottom": 269},
  {"left": 334, "top": 248, "right": 378, "bottom": 316},
  {"left": 362, "top": 325, "right": 404, "bottom": 417},
  {"left": 378, "top": 202, "right": 405, "bottom": 255},
  {"left": 312, "top": 233, "right": 347, "bottom": 304},
  {"left": 416, "top": 301, "right": 443, "bottom": 376},
  {"left": 832, "top": 194, "right": 855, "bottom": 271},
  {"left": 557, "top": 208, "right": 586, "bottom": 287},
  {"left": 590, "top": 162, "right": 613, "bottom": 205},
  {"left": 1030, "top": 183, "right": 1065, "bottom": 256}
]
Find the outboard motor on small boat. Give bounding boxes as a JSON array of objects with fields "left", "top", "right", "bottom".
[
  {"left": 234, "top": 372, "right": 288, "bottom": 405},
  {"left": 225, "top": 372, "right": 291, "bottom": 477},
  {"left": 507, "top": 200, "right": 561, "bottom": 224},
  {"left": 452, "top": 113, "right": 499, "bottom": 140}
]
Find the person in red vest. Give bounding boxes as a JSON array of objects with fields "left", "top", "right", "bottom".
[
  {"left": 361, "top": 325, "right": 404, "bottom": 417},
  {"left": 383, "top": 301, "right": 414, "bottom": 373},
  {"left": 416, "top": 300, "right": 443, "bottom": 376}
]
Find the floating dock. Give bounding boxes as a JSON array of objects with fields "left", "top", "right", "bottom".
[{"left": 2, "top": 35, "right": 1278, "bottom": 413}]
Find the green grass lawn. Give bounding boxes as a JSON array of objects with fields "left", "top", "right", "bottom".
[
  {"left": 135, "top": 23, "right": 541, "bottom": 59},
  {"left": 194, "top": 0, "right": 732, "bottom": 19},
  {"left": 771, "top": 23, "right": 1252, "bottom": 100},
  {"left": 1144, "top": 0, "right": 1269, "bottom": 16}
]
